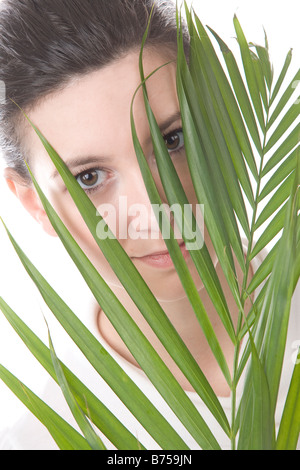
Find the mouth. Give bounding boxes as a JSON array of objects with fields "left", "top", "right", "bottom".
[{"left": 131, "top": 241, "right": 190, "bottom": 269}]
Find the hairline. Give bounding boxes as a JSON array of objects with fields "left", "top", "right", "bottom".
[{"left": 14, "top": 43, "right": 179, "bottom": 183}]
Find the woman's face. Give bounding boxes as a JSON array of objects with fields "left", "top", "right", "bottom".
[{"left": 24, "top": 49, "right": 212, "bottom": 301}]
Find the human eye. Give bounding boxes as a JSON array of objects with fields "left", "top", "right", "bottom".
[
  {"left": 163, "top": 128, "right": 184, "bottom": 155},
  {"left": 75, "top": 168, "right": 108, "bottom": 193}
]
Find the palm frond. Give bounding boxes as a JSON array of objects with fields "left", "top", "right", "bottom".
[{"left": 0, "top": 3, "right": 299, "bottom": 450}]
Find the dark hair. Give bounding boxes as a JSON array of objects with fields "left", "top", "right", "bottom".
[{"left": 0, "top": 0, "right": 189, "bottom": 181}]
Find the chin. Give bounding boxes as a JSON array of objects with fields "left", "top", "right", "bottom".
[{"left": 144, "top": 269, "right": 195, "bottom": 303}]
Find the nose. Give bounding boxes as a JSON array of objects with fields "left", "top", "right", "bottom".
[{"left": 119, "top": 165, "right": 169, "bottom": 241}]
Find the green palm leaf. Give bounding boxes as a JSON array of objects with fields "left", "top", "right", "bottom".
[
  {"left": 2, "top": 223, "right": 193, "bottom": 450},
  {"left": 238, "top": 160, "right": 299, "bottom": 449},
  {"left": 48, "top": 328, "right": 106, "bottom": 450},
  {"left": 0, "top": 3, "right": 299, "bottom": 450},
  {"left": 0, "top": 364, "right": 92, "bottom": 450},
  {"left": 276, "top": 350, "right": 300, "bottom": 450},
  {"left": 0, "top": 296, "right": 145, "bottom": 450},
  {"left": 25, "top": 125, "right": 230, "bottom": 442}
]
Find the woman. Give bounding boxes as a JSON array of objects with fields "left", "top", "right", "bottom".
[{"left": 0, "top": 0, "right": 298, "bottom": 450}]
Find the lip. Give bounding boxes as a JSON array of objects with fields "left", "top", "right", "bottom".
[{"left": 132, "top": 241, "right": 190, "bottom": 269}]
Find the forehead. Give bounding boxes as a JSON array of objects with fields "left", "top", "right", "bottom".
[{"left": 25, "top": 49, "right": 179, "bottom": 166}]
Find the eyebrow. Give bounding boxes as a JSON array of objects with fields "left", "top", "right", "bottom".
[
  {"left": 49, "top": 156, "right": 109, "bottom": 180},
  {"left": 158, "top": 110, "right": 182, "bottom": 134},
  {"left": 49, "top": 110, "right": 182, "bottom": 180}
]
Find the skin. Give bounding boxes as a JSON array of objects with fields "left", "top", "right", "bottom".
[{"left": 5, "top": 49, "right": 250, "bottom": 396}]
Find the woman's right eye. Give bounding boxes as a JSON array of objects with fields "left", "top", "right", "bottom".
[
  {"left": 76, "top": 169, "right": 106, "bottom": 191},
  {"left": 164, "top": 129, "right": 184, "bottom": 154}
]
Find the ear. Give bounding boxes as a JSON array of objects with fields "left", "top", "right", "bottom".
[{"left": 4, "top": 167, "right": 57, "bottom": 237}]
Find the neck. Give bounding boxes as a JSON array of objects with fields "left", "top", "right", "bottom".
[{"left": 97, "top": 269, "right": 237, "bottom": 396}]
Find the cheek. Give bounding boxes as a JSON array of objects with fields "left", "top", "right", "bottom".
[{"left": 47, "top": 192, "right": 125, "bottom": 284}]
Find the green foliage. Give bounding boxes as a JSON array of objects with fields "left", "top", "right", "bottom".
[{"left": 0, "top": 4, "right": 299, "bottom": 450}]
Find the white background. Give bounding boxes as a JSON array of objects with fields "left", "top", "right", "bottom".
[{"left": 0, "top": 0, "right": 299, "bottom": 434}]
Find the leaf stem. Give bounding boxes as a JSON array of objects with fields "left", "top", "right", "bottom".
[{"left": 230, "top": 95, "right": 271, "bottom": 449}]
